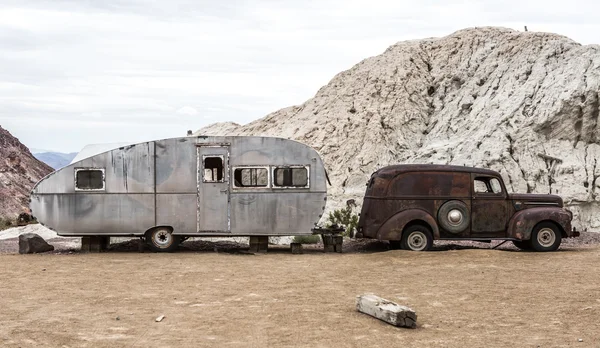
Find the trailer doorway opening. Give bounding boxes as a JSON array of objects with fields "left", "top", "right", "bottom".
[{"left": 203, "top": 157, "right": 224, "bottom": 182}]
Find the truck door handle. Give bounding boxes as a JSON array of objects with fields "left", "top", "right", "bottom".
[{"left": 220, "top": 189, "right": 228, "bottom": 193}]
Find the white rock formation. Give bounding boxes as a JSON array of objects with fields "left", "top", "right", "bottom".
[{"left": 197, "top": 27, "right": 600, "bottom": 232}]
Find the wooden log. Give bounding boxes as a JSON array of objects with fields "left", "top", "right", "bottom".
[
  {"left": 356, "top": 294, "right": 417, "bottom": 328},
  {"left": 332, "top": 235, "right": 343, "bottom": 246},
  {"left": 249, "top": 236, "right": 268, "bottom": 253}
]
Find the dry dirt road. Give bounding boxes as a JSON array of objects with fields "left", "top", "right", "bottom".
[{"left": 1, "top": 241, "right": 599, "bottom": 348}]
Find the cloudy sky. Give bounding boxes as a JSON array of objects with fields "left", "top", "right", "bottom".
[{"left": 1, "top": 0, "right": 598, "bottom": 153}]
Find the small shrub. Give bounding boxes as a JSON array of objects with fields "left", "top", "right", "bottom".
[
  {"left": 293, "top": 235, "right": 321, "bottom": 244},
  {"left": 326, "top": 201, "right": 360, "bottom": 237},
  {"left": 0, "top": 217, "right": 14, "bottom": 231}
]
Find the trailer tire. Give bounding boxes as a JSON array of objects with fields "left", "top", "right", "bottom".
[
  {"left": 437, "top": 200, "right": 469, "bottom": 234},
  {"left": 146, "top": 227, "right": 180, "bottom": 253}
]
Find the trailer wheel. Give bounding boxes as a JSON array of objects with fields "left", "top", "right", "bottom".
[
  {"left": 146, "top": 227, "right": 180, "bottom": 252},
  {"left": 530, "top": 222, "right": 562, "bottom": 252}
]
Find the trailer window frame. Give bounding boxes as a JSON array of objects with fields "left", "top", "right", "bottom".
[
  {"left": 232, "top": 166, "right": 270, "bottom": 189},
  {"left": 272, "top": 165, "right": 310, "bottom": 189},
  {"left": 74, "top": 168, "right": 106, "bottom": 191}
]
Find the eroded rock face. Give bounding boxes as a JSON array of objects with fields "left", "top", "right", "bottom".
[
  {"left": 0, "top": 126, "right": 53, "bottom": 219},
  {"left": 196, "top": 27, "right": 600, "bottom": 231}
]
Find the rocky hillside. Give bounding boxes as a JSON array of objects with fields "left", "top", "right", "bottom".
[
  {"left": 0, "top": 126, "right": 53, "bottom": 219},
  {"left": 196, "top": 27, "right": 600, "bottom": 231}
]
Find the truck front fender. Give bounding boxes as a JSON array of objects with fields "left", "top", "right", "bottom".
[
  {"left": 507, "top": 207, "right": 573, "bottom": 240},
  {"left": 376, "top": 209, "right": 440, "bottom": 241}
]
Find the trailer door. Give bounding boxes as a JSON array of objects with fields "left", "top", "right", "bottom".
[{"left": 197, "top": 146, "right": 230, "bottom": 232}]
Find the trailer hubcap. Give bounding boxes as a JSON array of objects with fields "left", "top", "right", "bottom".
[
  {"left": 447, "top": 209, "right": 463, "bottom": 226},
  {"left": 153, "top": 229, "right": 173, "bottom": 248},
  {"left": 537, "top": 228, "right": 556, "bottom": 247},
  {"left": 407, "top": 232, "right": 427, "bottom": 251}
]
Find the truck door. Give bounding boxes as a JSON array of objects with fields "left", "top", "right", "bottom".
[
  {"left": 470, "top": 175, "right": 510, "bottom": 238},
  {"left": 197, "top": 145, "right": 230, "bottom": 233}
]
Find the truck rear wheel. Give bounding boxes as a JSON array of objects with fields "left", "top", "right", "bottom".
[
  {"left": 146, "top": 227, "right": 180, "bottom": 252},
  {"left": 530, "top": 222, "right": 562, "bottom": 252},
  {"left": 401, "top": 225, "right": 433, "bottom": 251}
]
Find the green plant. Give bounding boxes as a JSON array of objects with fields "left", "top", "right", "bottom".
[
  {"left": 0, "top": 217, "right": 13, "bottom": 231},
  {"left": 293, "top": 235, "right": 321, "bottom": 244},
  {"left": 326, "top": 202, "right": 359, "bottom": 237}
]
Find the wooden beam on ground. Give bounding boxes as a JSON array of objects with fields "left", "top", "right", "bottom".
[
  {"left": 356, "top": 294, "right": 417, "bottom": 328},
  {"left": 249, "top": 236, "right": 268, "bottom": 253}
]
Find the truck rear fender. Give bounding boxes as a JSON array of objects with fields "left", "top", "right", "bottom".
[{"left": 376, "top": 209, "right": 440, "bottom": 241}]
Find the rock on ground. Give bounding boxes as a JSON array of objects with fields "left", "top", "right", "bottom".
[
  {"left": 18, "top": 233, "right": 54, "bottom": 254},
  {"left": 356, "top": 293, "right": 417, "bottom": 328},
  {"left": 195, "top": 27, "right": 600, "bottom": 232}
]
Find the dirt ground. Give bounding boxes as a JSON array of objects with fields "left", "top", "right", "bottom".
[{"left": 1, "top": 237, "right": 600, "bottom": 348}]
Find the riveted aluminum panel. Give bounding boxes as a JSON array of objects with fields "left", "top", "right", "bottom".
[
  {"left": 156, "top": 194, "right": 197, "bottom": 234},
  {"left": 230, "top": 192, "right": 327, "bottom": 235},
  {"left": 155, "top": 137, "right": 197, "bottom": 193},
  {"left": 31, "top": 193, "right": 155, "bottom": 236}
]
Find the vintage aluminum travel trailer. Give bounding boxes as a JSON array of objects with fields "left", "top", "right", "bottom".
[{"left": 30, "top": 136, "right": 328, "bottom": 252}]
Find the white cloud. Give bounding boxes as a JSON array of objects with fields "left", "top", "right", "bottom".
[
  {"left": 0, "top": 0, "right": 599, "bottom": 152},
  {"left": 176, "top": 106, "right": 199, "bottom": 117}
]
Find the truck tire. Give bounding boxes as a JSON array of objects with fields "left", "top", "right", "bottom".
[
  {"left": 530, "top": 222, "right": 562, "bottom": 252},
  {"left": 146, "top": 227, "right": 180, "bottom": 252},
  {"left": 401, "top": 225, "right": 433, "bottom": 251},
  {"left": 512, "top": 240, "right": 532, "bottom": 250},
  {"left": 437, "top": 200, "right": 470, "bottom": 234}
]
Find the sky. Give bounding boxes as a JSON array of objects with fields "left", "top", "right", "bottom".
[{"left": 1, "top": 0, "right": 599, "bottom": 153}]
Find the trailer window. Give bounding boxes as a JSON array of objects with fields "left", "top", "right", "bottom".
[
  {"left": 204, "top": 157, "right": 224, "bottom": 182},
  {"left": 274, "top": 167, "right": 309, "bottom": 188},
  {"left": 75, "top": 169, "right": 105, "bottom": 191},
  {"left": 233, "top": 168, "right": 268, "bottom": 188}
]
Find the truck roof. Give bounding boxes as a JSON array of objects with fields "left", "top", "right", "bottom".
[{"left": 374, "top": 164, "right": 500, "bottom": 177}]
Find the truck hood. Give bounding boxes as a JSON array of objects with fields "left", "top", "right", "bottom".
[{"left": 509, "top": 193, "right": 563, "bottom": 208}]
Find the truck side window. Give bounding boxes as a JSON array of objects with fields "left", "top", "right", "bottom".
[
  {"left": 204, "top": 157, "right": 224, "bottom": 182},
  {"left": 274, "top": 167, "right": 309, "bottom": 188},
  {"left": 233, "top": 168, "right": 268, "bottom": 187},
  {"left": 474, "top": 179, "right": 489, "bottom": 193},
  {"left": 75, "top": 169, "right": 105, "bottom": 190},
  {"left": 489, "top": 178, "right": 503, "bottom": 193}
]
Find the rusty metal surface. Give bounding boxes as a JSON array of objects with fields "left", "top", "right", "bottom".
[
  {"left": 358, "top": 164, "right": 575, "bottom": 243},
  {"left": 375, "top": 209, "right": 441, "bottom": 241},
  {"left": 507, "top": 207, "right": 574, "bottom": 240},
  {"left": 30, "top": 136, "right": 327, "bottom": 237}
]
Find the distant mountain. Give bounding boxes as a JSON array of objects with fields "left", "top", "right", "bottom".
[
  {"left": 33, "top": 152, "right": 77, "bottom": 170},
  {"left": 0, "top": 126, "right": 53, "bottom": 218}
]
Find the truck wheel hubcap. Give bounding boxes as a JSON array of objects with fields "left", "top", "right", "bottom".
[
  {"left": 537, "top": 228, "right": 556, "bottom": 247},
  {"left": 447, "top": 209, "right": 463, "bottom": 225},
  {"left": 407, "top": 232, "right": 427, "bottom": 251},
  {"left": 153, "top": 229, "right": 173, "bottom": 248}
]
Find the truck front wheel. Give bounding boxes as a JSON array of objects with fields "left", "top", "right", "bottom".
[
  {"left": 512, "top": 240, "right": 532, "bottom": 251},
  {"left": 530, "top": 222, "right": 562, "bottom": 252}
]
